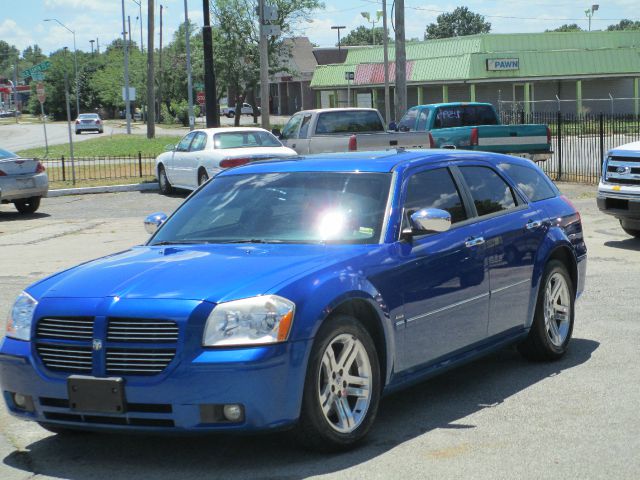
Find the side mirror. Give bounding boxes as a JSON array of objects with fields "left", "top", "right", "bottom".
[
  {"left": 144, "top": 212, "right": 168, "bottom": 234},
  {"left": 271, "top": 128, "right": 282, "bottom": 138},
  {"left": 409, "top": 208, "right": 451, "bottom": 234},
  {"left": 388, "top": 121, "right": 398, "bottom": 132}
]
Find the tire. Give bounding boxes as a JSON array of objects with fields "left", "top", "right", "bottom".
[
  {"left": 518, "top": 259, "right": 575, "bottom": 361},
  {"left": 158, "top": 165, "right": 173, "bottom": 195},
  {"left": 75, "top": 130, "right": 80, "bottom": 135},
  {"left": 294, "top": 314, "right": 381, "bottom": 452},
  {"left": 98, "top": 129, "right": 104, "bottom": 134},
  {"left": 198, "top": 169, "right": 209, "bottom": 186},
  {"left": 620, "top": 221, "right": 640, "bottom": 238},
  {"left": 14, "top": 196, "right": 41, "bottom": 214}
]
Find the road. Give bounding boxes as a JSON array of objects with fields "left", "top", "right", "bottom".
[
  {"left": 0, "top": 115, "right": 293, "bottom": 152},
  {"left": 0, "top": 184, "right": 638, "bottom": 479}
]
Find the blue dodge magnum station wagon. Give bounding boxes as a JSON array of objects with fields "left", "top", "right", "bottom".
[{"left": 1, "top": 150, "right": 586, "bottom": 450}]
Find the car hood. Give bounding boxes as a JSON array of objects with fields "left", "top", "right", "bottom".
[{"left": 29, "top": 243, "right": 366, "bottom": 304}]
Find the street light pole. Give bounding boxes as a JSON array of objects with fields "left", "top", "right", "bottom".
[
  {"left": 331, "top": 25, "right": 346, "bottom": 50},
  {"left": 361, "top": 11, "right": 382, "bottom": 45},
  {"left": 585, "top": 4, "right": 599, "bottom": 31},
  {"left": 184, "top": 0, "right": 195, "bottom": 130},
  {"left": 44, "top": 18, "right": 80, "bottom": 115},
  {"left": 121, "top": 0, "right": 132, "bottom": 134},
  {"left": 89, "top": 39, "right": 95, "bottom": 55},
  {"left": 382, "top": 0, "right": 391, "bottom": 124}
]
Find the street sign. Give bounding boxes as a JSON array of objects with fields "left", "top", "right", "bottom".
[
  {"left": 345, "top": 71, "right": 355, "bottom": 81},
  {"left": 20, "top": 60, "right": 52, "bottom": 79},
  {"left": 196, "top": 91, "right": 206, "bottom": 106},
  {"left": 263, "top": 25, "right": 281, "bottom": 37},
  {"left": 122, "top": 87, "right": 136, "bottom": 101},
  {"left": 194, "top": 82, "right": 204, "bottom": 90},
  {"left": 264, "top": 5, "right": 278, "bottom": 21},
  {"left": 36, "top": 83, "right": 46, "bottom": 104},
  {"left": 31, "top": 72, "right": 46, "bottom": 81}
]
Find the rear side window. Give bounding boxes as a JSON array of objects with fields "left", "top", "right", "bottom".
[
  {"left": 404, "top": 168, "right": 468, "bottom": 225},
  {"left": 315, "top": 111, "right": 384, "bottom": 134},
  {"left": 433, "top": 105, "right": 498, "bottom": 129},
  {"left": 459, "top": 166, "right": 516, "bottom": 216},
  {"left": 398, "top": 108, "right": 418, "bottom": 132},
  {"left": 498, "top": 162, "right": 558, "bottom": 202}
]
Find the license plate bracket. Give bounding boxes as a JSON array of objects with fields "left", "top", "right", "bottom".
[{"left": 67, "top": 376, "right": 126, "bottom": 414}]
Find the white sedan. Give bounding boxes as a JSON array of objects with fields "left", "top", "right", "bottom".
[
  {"left": 154, "top": 127, "right": 297, "bottom": 194},
  {"left": 0, "top": 147, "right": 48, "bottom": 214}
]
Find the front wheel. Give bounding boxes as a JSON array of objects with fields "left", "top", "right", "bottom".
[
  {"left": 158, "top": 165, "right": 173, "bottom": 195},
  {"left": 295, "top": 315, "right": 381, "bottom": 452},
  {"left": 518, "top": 260, "right": 574, "bottom": 361},
  {"left": 14, "top": 196, "right": 41, "bottom": 214},
  {"left": 620, "top": 220, "right": 640, "bottom": 238},
  {"left": 226, "top": 112, "right": 234, "bottom": 118}
]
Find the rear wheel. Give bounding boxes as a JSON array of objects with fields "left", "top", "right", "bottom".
[
  {"left": 226, "top": 112, "right": 234, "bottom": 118},
  {"left": 14, "top": 196, "right": 41, "bottom": 214},
  {"left": 518, "top": 260, "right": 574, "bottom": 361},
  {"left": 295, "top": 315, "right": 381, "bottom": 452},
  {"left": 75, "top": 130, "right": 80, "bottom": 135},
  {"left": 198, "top": 169, "right": 209, "bottom": 186},
  {"left": 158, "top": 165, "right": 173, "bottom": 195}
]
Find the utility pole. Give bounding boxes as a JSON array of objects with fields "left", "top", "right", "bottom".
[
  {"left": 158, "top": 4, "right": 165, "bottom": 123},
  {"left": 132, "top": 0, "right": 144, "bottom": 51},
  {"left": 258, "top": 0, "right": 270, "bottom": 129},
  {"left": 147, "top": 0, "right": 156, "bottom": 138},
  {"left": 96, "top": 37, "right": 100, "bottom": 54},
  {"left": 89, "top": 39, "right": 95, "bottom": 55},
  {"left": 202, "top": 0, "right": 220, "bottom": 127},
  {"left": 331, "top": 25, "right": 345, "bottom": 51},
  {"left": 585, "top": 4, "right": 599, "bottom": 31},
  {"left": 63, "top": 48, "right": 76, "bottom": 185},
  {"left": 361, "top": 11, "right": 382, "bottom": 45},
  {"left": 382, "top": 0, "right": 390, "bottom": 124},
  {"left": 184, "top": 0, "right": 195, "bottom": 130},
  {"left": 394, "top": 0, "right": 407, "bottom": 122},
  {"left": 121, "top": 0, "right": 132, "bottom": 134},
  {"left": 12, "top": 57, "right": 19, "bottom": 124}
]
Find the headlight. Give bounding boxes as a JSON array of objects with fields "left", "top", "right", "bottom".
[
  {"left": 203, "top": 295, "right": 295, "bottom": 347},
  {"left": 6, "top": 292, "right": 38, "bottom": 341}
]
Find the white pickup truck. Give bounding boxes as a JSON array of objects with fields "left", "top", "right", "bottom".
[
  {"left": 274, "top": 108, "right": 430, "bottom": 154},
  {"left": 221, "top": 103, "right": 260, "bottom": 118}
]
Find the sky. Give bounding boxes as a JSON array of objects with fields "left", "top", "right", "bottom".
[{"left": 1, "top": 0, "right": 638, "bottom": 56}]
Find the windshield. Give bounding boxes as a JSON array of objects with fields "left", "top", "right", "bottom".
[
  {"left": 79, "top": 114, "right": 99, "bottom": 119},
  {"left": 151, "top": 172, "right": 392, "bottom": 245},
  {"left": 214, "top": 131, "right": 282, "bottom": 149},
  {"left": 0, "top": 148, "right": 17, "bottom": 159}
]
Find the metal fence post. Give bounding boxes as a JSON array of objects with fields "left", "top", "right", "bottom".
[
  {"left": 61, "top": 155, "right": 66, "bottom": 182},
  {"left": 557, "top": 112, "right": 562, "bottom": 181},
  {"left": 138, "top": 151, "right": 143, "bottom": 177},
  {"left": 599, "top": 113, "right": 604, "bottom": 179}
]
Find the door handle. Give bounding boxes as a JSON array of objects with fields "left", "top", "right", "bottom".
[
  {"left": 465, "top": 236, "right": 485, "bottom": 248},
  {"left": 525, "top": 220, "right": 542, "bottom": 230}
]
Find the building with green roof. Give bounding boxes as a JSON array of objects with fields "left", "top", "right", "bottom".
[{"left": 309, "top": 31, "right": 640, "bottom": 119}]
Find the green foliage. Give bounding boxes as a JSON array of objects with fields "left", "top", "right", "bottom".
[
  {"left": 424, "top": 7, "right": 491, "bottom": 40},
  {"left": 0, "top": 40, "right": 19, "bottom": 79},
  {"left": 546, "top": 24, "right": 583, "bottom": 32},
  {"left": 606, "top": 19, "right": 640, "bottom": 31},
  {"left": 170, "top": 99, "right": 201, "bottom": 126},
  {"left": 340, "top": 26, "right": 389, "bottom": 46}
]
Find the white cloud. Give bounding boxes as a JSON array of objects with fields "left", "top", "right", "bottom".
[{"left": 0, "top": 19, "right": 38, "bottom": 52}]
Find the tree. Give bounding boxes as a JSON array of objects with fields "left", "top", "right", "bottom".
[
  {"left": 424, "top": 7, "right": 491, "bottom": 40},
  {"left": 0, "top": 40, "right": 19, "bottom": 79},
  {"left": 546, "top": 24, "right": 583, "bottom": 32},
  {"left": 340, "top": 25, "right": 389, "bottom": 46},
  {"left": 607, "top": 19, "right": 640, "bottom": 31}
]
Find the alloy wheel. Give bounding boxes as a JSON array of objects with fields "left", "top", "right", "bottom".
[{"left": 544, "top": 272, "right": 571, "bottom": 347}]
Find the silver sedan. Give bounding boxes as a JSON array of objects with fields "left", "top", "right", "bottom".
[{"left": 0, "top": 148, "right": 48, "bottom": 214}]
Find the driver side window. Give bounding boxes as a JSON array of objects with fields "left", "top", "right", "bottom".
[
  {"left": 403, "top": 168, "right": 468, "bottom": 230},
  {"left": 176, "top": 132, "right": 196, "bottom": 152}
]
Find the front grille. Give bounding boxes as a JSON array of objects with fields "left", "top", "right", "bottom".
[
  {"left": 35, "top": 316, "right": 179, "bottom": 376},
  {"left": 36, "top": 344, "right": 93, "bottom": 373},
  {"left": 606, "top": 178, "right": 640, "bottom": 186},
  {"left": 36, "top": 317, "right": 94, "bottom": 341},
  {"left": 107, "top": 318, "right": 179, "bottom": 343},
  {"left": 106, "top": 348, "right": 176, "bottom": 375},
  {"left": 610, "top": 155, "right": 640, "bottom": 163}
]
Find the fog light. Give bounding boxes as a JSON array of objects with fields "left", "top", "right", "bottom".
[
  {"left": 223, "top": 404, "right": 243, "bottom": 422},
  {"left": 12, "top": 393, "right": 34, "bottom": 412}
]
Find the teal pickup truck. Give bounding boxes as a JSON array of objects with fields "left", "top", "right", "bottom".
[{"left": 392, "top": 102, "right": 552, "bottom": 162}]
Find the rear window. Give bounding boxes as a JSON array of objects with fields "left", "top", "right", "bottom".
[
  {"left": 315, "top": 111, "right": 384, "bottom": 134},
  {"left": 213, "top": 131, "right": 282, "bottom": 149},
  {"left": 498, "top": 162, "right": 558, "bottom": 202},
  {"left": 433, "top": 105, "right": 498, "bottom": 129}
]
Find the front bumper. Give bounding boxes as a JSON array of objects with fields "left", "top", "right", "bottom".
[
  {"left": 0, "top": 336, "right": 311, "bottom": 433},
  {"left": 597, "top": 182, "right": 640, "bottom": 220},
  {"left": 0, "top": 172, "right": 48, "bottom": 202}
]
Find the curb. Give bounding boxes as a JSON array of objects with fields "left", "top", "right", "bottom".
[{"left": 48, "top": 182, "right": 159, "bottom": 197}]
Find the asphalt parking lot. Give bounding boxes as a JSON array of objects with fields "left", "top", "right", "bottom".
[{"left": 0, "top": 184, "right": 638, "bottom": 480}]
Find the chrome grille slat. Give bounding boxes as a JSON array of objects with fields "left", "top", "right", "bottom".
[
  {"left": 37, "top": 317, "right": 94, "bottom": 341},
  {"left": 107, "top": 318, "right": 179, "bottom": 343},
  {"left": 36, "top": 344, "right": 93, "bottom": 373},
  {"left": 106, "top": 348, "right": 175, "bottom": 376}
]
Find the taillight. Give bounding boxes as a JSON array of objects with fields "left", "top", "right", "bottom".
[
  {"left": 470, "top": 127, "right": 479, "bottom": 146},
  {"left": 428, "top": 132, "right": 435, "bottom": 148},
  {"left": 96, "top": 119, "right": 101, "bottom": 125},
  {"left": 348, "top": 135, "right": 357, "bottom": 151},
  {"left": 560, "top": 194, "right": 581, "bottom": 223},
  {"left": 220, "top": 158, "right": 251, "bottom": 169},
  {"left": 36, "top": 161, "right": 46, "bottom": 173},
  {"left": 546, "top": 126, "right": 551, "bottom": 144},
  {"left": 75, "top": 120, "right": 80, "bottom": 124}
]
